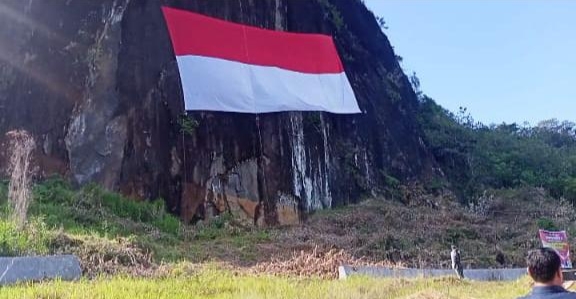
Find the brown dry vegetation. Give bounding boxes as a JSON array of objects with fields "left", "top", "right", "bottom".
[
  {"left": 120, "top": 186, "right": 574, "bottom": 280},
  {"left": 51, "top": 233, "right": 156, "bottom": 277},
  {"left": 236, "top": 187, "right": 576, "bottom": 278}
]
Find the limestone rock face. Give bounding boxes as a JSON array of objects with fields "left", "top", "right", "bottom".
[{"left": 0, "top": 0, "right": 436, "bottom": 225}]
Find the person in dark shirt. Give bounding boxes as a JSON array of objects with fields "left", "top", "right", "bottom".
[{"left": 518, "top": 247, "right": 576, "bottom": 299}]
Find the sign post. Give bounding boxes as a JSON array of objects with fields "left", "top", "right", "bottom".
[{"left": 539, "top": 229, "right": 572, "bottom": 269}]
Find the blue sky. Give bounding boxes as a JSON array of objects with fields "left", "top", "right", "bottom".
[{"left": 363, "top": 0, "right": 575, "bottom": 125}]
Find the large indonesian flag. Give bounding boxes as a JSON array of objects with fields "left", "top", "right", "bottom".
[{"left": 161, "top": 7, "right": 360, "bottom": 114}]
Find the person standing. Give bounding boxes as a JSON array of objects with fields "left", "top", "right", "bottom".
[
  {"left": 517, "top": 247, "right": 576, "bottom": 299},
  {"left": 451, "top": 245, "right": 464, "bottom": 279}
]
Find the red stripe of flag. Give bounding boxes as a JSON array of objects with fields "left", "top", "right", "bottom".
[{"left": 161, "top": 7, "right": 345, "bottom": 74}]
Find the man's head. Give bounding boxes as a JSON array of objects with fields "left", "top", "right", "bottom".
[
  {"left": 526, "top": 248, "right": 563, "bottom": 285},
  {"left": 451, "top": 245, "right": 457, "bottom": 250}
]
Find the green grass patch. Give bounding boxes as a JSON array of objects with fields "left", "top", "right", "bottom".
[
  {"left": 0, "top": 269, "right": 533, "bottom": 299},
  {"left": 28, "top": 179, "right": 181, "bottom": 236},
  {"left": 0, "top": 178, "right": 184, "bottom": 262},
  {"left": 0, "top": 178, "right": 275, "bottom": 268},
  {"left": 0, "top": 216, "right": 52, "bottom": 256}
]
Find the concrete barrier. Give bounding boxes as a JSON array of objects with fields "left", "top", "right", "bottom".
[
  {"left": 0, "top": 255, "right": 82, "bottom": 285},
  {"left": 338, "top": 265, "right": 527, "bottom": 281}
]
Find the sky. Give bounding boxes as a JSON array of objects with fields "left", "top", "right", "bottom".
[{"left": 363, "top": 0, "right": 575, "bottom": 126}]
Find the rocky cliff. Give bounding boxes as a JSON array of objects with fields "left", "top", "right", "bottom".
[{"left": 0, "top": 0, "right": 436, "bottom": 225}]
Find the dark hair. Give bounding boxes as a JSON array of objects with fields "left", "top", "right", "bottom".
[{"left": 526, "top": 248, "right": 561, "bottom": 283}]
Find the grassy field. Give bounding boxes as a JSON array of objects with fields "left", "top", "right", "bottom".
[
  {"left": 0, "top": 270, "right": 533, "bottom": 299},
  {"left": 1, "top": 179, "right": 574, "bottom": 298}
]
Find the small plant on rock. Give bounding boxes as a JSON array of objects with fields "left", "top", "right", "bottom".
[{"left": 178, "top": 114, "right": 199, "bottom": 136}]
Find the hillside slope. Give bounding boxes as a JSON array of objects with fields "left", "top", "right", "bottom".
[{"left": 2, "top": 181, "right": 571, "bottom": 279}]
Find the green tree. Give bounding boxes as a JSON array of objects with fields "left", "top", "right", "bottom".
[{"left": 417, "top": 95, "right": 576, "bottom": 204}]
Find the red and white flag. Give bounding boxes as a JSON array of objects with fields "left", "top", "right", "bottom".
[{"left": 161, "top": 7, "right": 360, "bottom": 114}]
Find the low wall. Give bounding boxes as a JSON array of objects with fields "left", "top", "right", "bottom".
[
  {"left": 0, "top": 255, "right": 82, "bottom": 285},
  {"left": 338, "top": 265, "right": 527, "bottom": 281}
]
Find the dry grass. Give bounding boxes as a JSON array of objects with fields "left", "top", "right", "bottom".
[
  {"left": 50, "top": 233, "right": 155, "bottom": 277},
  {"left": 250, "top": 246, "right": 401, "bottom": 279},
  {"left": 259, "top": 187, "right": 576, "bottom": 272},
  {"left": 6, "top": 130, "right": 35, "bottom": 229}
]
